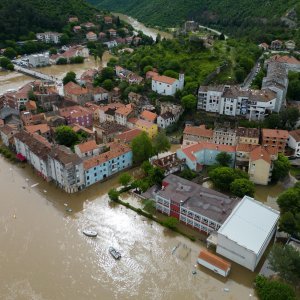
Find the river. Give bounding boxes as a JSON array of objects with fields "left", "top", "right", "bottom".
[
  {"left": 0, "top": 52, "right": 112, "bottom": 94},
  {"left": 0, "top": 157, "right": 258, "bottom": 300},
  {"left": 113, "top": 13, "right": 173, "bottom": 40}
]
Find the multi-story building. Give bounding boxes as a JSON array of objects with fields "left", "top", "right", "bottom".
[
  {"left": 74, "top": 140, "right": 102, "bottom": 158},
  {"left": 262, "top": 62, "right": 288, "bottom": 112},
  {"left": 83, "top": 143, "right": 132, "bottom": 187},
  {"left": 182, "top": 124, "right": 213, "bottom": 147},
  {"left": 36, "top": 32, "right": 62, "bottom": 44},
  {"left": 236, "top": 127, "right": 260, "bottom": 145},
  {"left": 64, "top": 82, "right": 92, "bottom": 105},
  {"left": 98, "top": 103, "right": 125, "bottom": 123},
  {"left": 135, "top": 119, "right": 158, "bottom": 138},
  {"left": 248, "top": 146, "right": 278, "bottom": 185},
  {"left": 59, "top": 105, "right": 93, "bottom": 127},
  {"left": 198, "top": 85, "right": 278, "bottom": 120},
  {"left": 261, "top": 128, "right": 289, "bottom": 153},
  {"left": 177, "top": 142, "right": 236, "bottom": 171},
  {"left": 151, "top": 73, "right": 184, "bottom": 96},
  {"left": 151, "top": 174, "right": 240, "bottom": 234},
  {"left": 14, "top": 131, "right": 52, "bottom": 180},
  {"left": 288, "top": 129, "right": 300, "bottom": 157},
  {"left": 115, "top": 104, "right": 134, "bottom": 126},
  {"left": 213, "top": 125, "right": 238, "bottom": 146},
  {"left": 48, "top": 145, "right": 85, "bottom": 193},
  {"left": 28, "top": 53, "right": 50, "bottom": 67}
]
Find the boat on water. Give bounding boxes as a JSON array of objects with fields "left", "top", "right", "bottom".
[
  {"left": 82, "top": 230, "right": 98, "bottom": 237},
  {"left": 109, "top": 247, "right": 121, "bottom": 259}
]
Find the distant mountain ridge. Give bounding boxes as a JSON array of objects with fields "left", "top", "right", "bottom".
[
  {"left": 0, "top": 0, "right": 98, "bottom": 41},
  {"left": 88, "top": 0, "right": 300, "bottom": 43}
]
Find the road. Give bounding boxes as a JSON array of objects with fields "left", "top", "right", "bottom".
[{"left": 198, "top": 25, "right": 228, "bottom": 40}]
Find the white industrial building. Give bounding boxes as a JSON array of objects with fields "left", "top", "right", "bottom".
[
  {"left": 216, "top": 196, "right": 280, "bottom": 271},
  {"left": 28, "top": 53, "right": 50, "bottom": 67}
]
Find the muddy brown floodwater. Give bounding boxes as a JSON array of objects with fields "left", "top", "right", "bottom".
[
  {"left": 0, "top": 52, "right": 112, "bottom": 94},
  {"left": 0, "top": 157, "right": 258, "bottom": 300}
]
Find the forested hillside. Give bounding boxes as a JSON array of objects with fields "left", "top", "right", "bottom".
[
  {"left": 89, "top": 0, "right": 300, "bottom": 43},
  {"left": 0, "top": 0, "right": 98, "bottom": 41}
]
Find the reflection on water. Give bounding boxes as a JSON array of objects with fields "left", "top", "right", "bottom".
[{"left": 0, "top": 157, "right": 257, "bottom": 299}]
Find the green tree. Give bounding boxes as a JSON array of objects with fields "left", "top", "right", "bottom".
[
  {"left": 0, "top": 57, "right": 12, "bottom": 69},
  {"left": 3, "top": 47, "right": 17, "bottom": 59},
  {"left": 118, "top": 172, "right": 132, "bottom": 186},
  {"left": 152, "top": 131, "right": 171, "bottom": 154},
  {"left": 209, "top": 167, "right": 248, "bottom": 191},
  {"left": 6, "top": 63, "right": 14, "bottom": 71},
  {"left": 287, "top": 80, "right": 300, "bottom": 100},
  {"left": 56, "top": 58, "right": 68, "bottom": 65},
  {"left": 63, "top": 71, "right": 77, "bottom": 85},
  {"left": 254, "top": 275, "right": 296, "bottom": 300},
  {"left": 148, "top": 167, "right": 164, "bottom": 185},
  {"left": 131, "top": 132, "right": 154, "bottom": 164},
  {"left": 181, "top": 94, "right": 197, "bottom": 110},
  {"left": 102, "top": 79, "right": 113, "bottom": 91},
  {"left": 163, "top": 217, "right": 179, "bottom": 230},
  {"left": 55, "top": 126, "right": 79, "bottom": 148},
  {"left": 108, "top": 188, "right": 120, "bottom": 202},
  {"left": 143, "top": 199, "right": 156, "bottom": 214},
  {"left": 272, "top": 153, "right": 291, "bottom": 182},
  {"left": 230, "top": 178, "right": 255, "bottom": 197},
  {"left": 216, "top": 152, "right": 233, "bottom": 166},
  {"left": 263, "top": 113, "right": 281, "bottom": 129},
  {"left": 163, "top": 70, "right": 179, "bottom": 79},
  {"left": 49, "top": 47, "right": 57, "bottom": 55},
  {"left": 141, "top": 161, "right": 152, "bottom": 175},
  {"left": 179, "top": 167, "right": 197, "bottom": 180},
  {"left": 269, "top": 244, "right": 300, "bottom": 285}
]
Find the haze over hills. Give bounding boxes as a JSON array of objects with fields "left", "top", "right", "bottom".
[
  {"left": 0, "top": 0, "right": 98, "bottom": 41},
  {"left": 89, "top": 0, "right": 300, "bottom": 43}
]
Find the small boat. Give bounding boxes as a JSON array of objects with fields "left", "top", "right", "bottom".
[
  {"left": 83, "top": 230, "right": 98, "bottom": 237},
  {"left": 109, "top": 247, "right": 121, "bottom": 260}
]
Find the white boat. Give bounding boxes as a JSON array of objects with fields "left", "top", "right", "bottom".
[
  {"left": 83, "top": 230, "right": 98, "bottom": 237},
  {"left": 109, "top": 247, "right": 121, "bottom": 259}
]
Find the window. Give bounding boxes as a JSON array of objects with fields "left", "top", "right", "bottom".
[{"left": 94, "top": 173, "right": 97, "bottom": 177}]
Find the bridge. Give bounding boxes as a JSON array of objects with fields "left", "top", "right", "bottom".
[
  {"left": 13, "top": 65, "right": 64, "bottom": 96},
  {"left": 13, "top": 65, "right": 60, "bottom": 83}
]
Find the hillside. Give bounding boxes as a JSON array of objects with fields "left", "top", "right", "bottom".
[
  {"left": 0, "top": 0, "right": 99, "bottom": 41},
  {"left": 89, "top": 0, "right": 300, "bottom": 43}
]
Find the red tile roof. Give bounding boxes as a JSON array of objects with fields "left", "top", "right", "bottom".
[
  {"left": 140, "top": 110, "right": 157, "bottom": 122},
  {"left": 262, "top": 128, "right": 289, "bottom": 139},
  {"left": 236, "top": 143, "right": 257, "bottom": 152},
  {"left": 77, "top": 140, "right": 98, "bottom": 153},
  {"left": 183, "top": 125, "right": 213, "bottom": 138},
  {"left": 83, "top": 143, "right": 131, "bottom": 170},
  {"left": 181, "top": 142, "right": 236, "bottom": 162},
  {"left": 116, "top": 104, "right": 133, "bottom": 116},
  {"left": 270, "top": 55, "right": 300, "bottom": 65},
  {"left": 64, "top": 82, "right": 89, "bottom": 95},
  {"left": 115, "top": 128, "right": 142, "bottom": 143},
  {"left": 152, "top": 75, "right": 177, "bottom": 85},
  {"left": 250, "top": 146, "right": 271, "bottom": 164},
  {"left": 59, "top": 106, "right": 92, "bottom": 119},
  {"left": 198, "top": 250, "right": 231, "bottom": 272},
  {"left": 24, "top": 124, "right": 50, "bottom": 134}
]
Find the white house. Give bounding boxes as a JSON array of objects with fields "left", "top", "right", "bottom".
[
  {"left": 157, "top": 112, "right": 176, "bottom": 129},
  {"left": 288, "top": 129, "right": 300, "bottom": 157},
  {"left": 28, "top": 53, "right": 50, "bottom": 67},
  {"left": 48, "top": 146, "right": 85, "bottom": 193},
  {"left": 74, "top": 140, "right": 101, "bottom": 158},
  {"left": 152, "top": 74, "right": 184, "bottom": 96},
  {"left": 36, "top": 32, "right": 62, "bottom": 44},
  {"left": 14, "top": 131, "right": 51, "bottom": 180},
  {"left": 216, "top": 196, "right": 280, "bottom": 271}
]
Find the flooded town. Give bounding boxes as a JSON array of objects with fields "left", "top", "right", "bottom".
[{"left": 0, "top": 5, "right": 299, "bottom": 300}]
